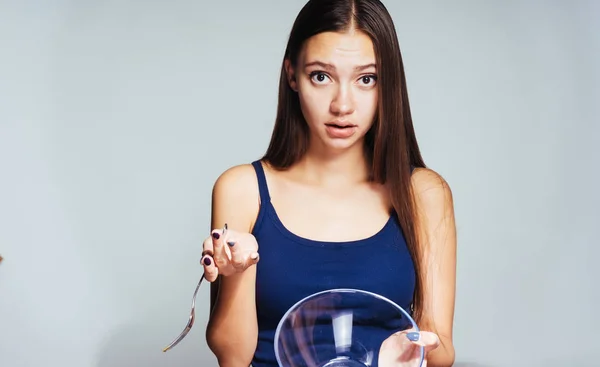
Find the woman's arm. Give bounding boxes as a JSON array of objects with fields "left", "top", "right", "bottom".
[
  {"left": 412, "top": 168, "right": 457, "bottom": 367},
  {"left": 205, "top": 164, "right": 261, "bottom": 367}
]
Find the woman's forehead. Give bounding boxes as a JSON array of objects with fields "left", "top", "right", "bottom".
[{"left": 300, "top": 31, "right": 376, "bottom": 69}]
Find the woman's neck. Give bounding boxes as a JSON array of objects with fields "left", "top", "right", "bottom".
[{"left": 293, "top": 144, "right": 369, "bottom": 187}]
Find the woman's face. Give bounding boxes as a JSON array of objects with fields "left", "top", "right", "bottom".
[{"left": 286, "top": 30, "right": 378, "bottom": 152}]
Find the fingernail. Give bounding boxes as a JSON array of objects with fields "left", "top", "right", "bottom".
[
  {"left": 227, "top": 241, "right": 235, "bottom": 247},
  {"left": 203, "top": 257, "right": 211, "bottom": 266},
  {"left": 406, "top": 332, "right": 420, "bottom": 342},
  {"left": 212, "top": 232, "right": 220, "bottom": 239}
]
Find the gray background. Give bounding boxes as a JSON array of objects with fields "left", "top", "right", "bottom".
[{"left": 1, "top": 1, "right": 598, "bottom": 366}]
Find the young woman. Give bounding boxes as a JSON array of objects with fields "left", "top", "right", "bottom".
[{"left": 201, "top": 0, "right": 456, "bottom": 366}]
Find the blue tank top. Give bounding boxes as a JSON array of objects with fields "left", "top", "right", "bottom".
[{"left": 250, "top": 160, "right": 416, "bottom": 367}]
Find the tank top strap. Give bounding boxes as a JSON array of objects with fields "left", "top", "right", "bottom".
[{"left": 251, "top": 160, "right": 271, "bottom": 203}]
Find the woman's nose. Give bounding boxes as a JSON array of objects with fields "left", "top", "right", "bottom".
[{"left": 330, "top": 84, "right": 355, "bottom": 116}]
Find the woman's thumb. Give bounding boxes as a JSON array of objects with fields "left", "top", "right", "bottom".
[{"left": 406, "top": 331, "right": 440, "bottom": 353}]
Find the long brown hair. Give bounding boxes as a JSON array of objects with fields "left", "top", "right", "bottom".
[{"left": 262, "top": 0, "right": 427, "bottom": 324}]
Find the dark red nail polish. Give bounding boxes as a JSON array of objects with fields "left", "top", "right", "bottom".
[
  {"left": 203, "top": 257, "right": 211, "bottom": 266},
  {"left": 227, "top": 241, "right": 235, "bottom": 247},
  {"left": 212, "top": 232, "right": 220, "bottom": 239}
]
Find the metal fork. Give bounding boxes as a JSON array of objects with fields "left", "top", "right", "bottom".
[
  {"left": 162, "top": 273, "right": 205, "bottom": 352},
  {"left": 162, "top": 224, "right": 227, "bottom": 352}
]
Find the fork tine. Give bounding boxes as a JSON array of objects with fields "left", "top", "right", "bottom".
[{"left": 162, "top": 315, "right": 194, "bottom": 352}]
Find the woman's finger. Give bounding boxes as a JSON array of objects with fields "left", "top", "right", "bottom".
[
  {"left": 241, "top": 251, "right": 260, "bottom": 270},
  {"left": 211, "top": 227, "right": 227, "bottom": 267},
  {"left": 202, "top": 236, "right": 214, "bottom": 258},
  {"left": 248, "top": 251, "right": 260, "bottom": 266},
  {"left": 201, "top": 236, "right": 218, "bottom": 281},
  {"left": 228, "top": 238, "right": 259, "bottom": 270},
  {"left": 202, "top": 254, "right": 219, "bottom": 282},
  {"left": 226, "top": 238, "right": 246, "bottom": 270},
  {"left": 378, "top": 330, "right": 418, "bottom": 366}
]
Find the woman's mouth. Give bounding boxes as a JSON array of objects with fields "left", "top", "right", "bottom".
[
  {"left": 325, "top": 122, "right": 355, "bottom": 129},
  {"left": 324, "top": 122, "right": 358, "bottom": 139}
]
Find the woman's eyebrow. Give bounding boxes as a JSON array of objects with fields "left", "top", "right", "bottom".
[{"left": 304, "top": 61, "right": 377, "bottom": 71}]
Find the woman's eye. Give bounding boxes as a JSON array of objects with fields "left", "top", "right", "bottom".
[
  {"left": 360, "top": 75, "right": 377, "bottom": 85},
  {"left": 310, "top": 72, "right": 330, "bottom": 84}
]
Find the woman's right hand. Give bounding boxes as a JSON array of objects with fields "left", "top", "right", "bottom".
[{"left": 201, "top": 224, "right": 260, "bottom": 282}]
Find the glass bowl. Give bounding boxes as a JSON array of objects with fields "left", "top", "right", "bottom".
[{"left": 274, "top": 288, "right": 424, "bottom": 367}]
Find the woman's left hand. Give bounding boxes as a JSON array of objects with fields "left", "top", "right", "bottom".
[{"left": 378, "top": 329, "right": 440, "bottom": 366}]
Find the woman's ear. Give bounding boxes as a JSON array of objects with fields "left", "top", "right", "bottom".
[{"left": 284, "top": 59, "right": 298, "bottom": 92}]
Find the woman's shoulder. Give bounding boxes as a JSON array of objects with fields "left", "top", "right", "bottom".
[
  {"left": 411, "top": 166, "right": 450, "bottom": 188},
  {"left": 410, "top": 167, "right": 453, "bottom": 209},
  {"left": 211, "top": 162, "right": 262, "bottom": 231},
  {"left": 212, "top": 162, "right": 260, "bottom": 200}
]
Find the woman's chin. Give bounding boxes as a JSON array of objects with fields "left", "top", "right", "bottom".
[{"left": 312, "top": 136, "right": 366, "bottom": 155}]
